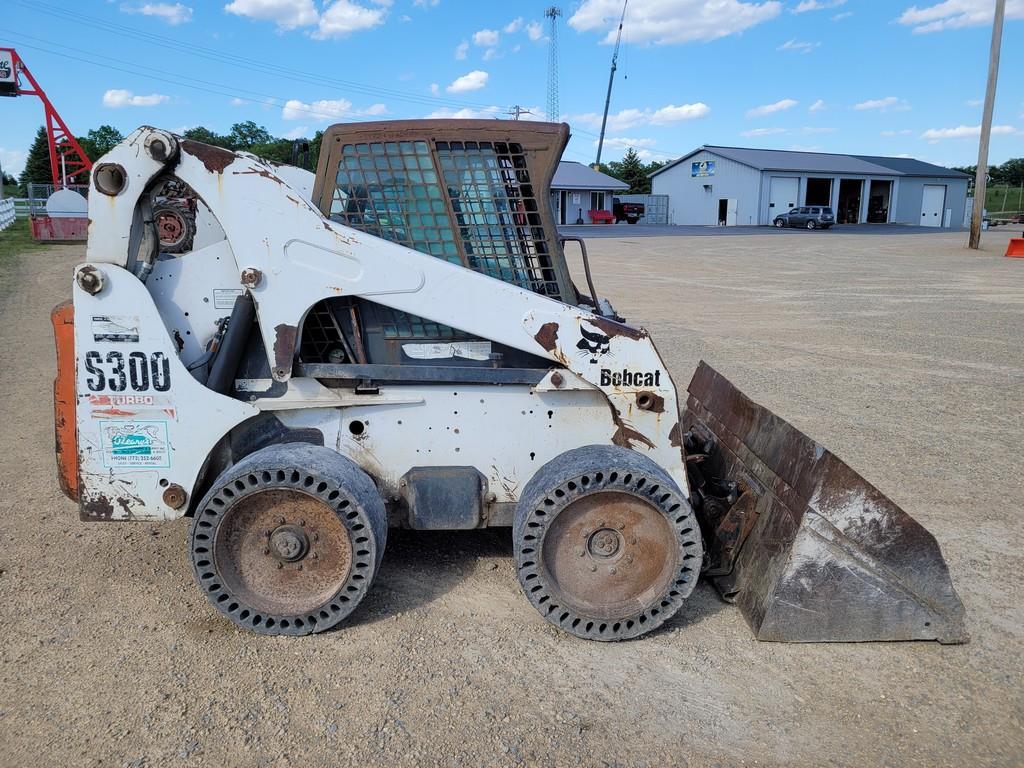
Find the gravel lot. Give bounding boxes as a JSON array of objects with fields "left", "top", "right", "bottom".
[{"left": 1, "top": 227, "right": 1021, "bottom": 768}]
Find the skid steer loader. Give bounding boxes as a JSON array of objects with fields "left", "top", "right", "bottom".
[{"left": 52, "top": 121, "right": 967, "bottom": 642}]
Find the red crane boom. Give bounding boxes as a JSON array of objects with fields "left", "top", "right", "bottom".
[{"left": 0, "top": 47, "right": 93, "bottom": 187}]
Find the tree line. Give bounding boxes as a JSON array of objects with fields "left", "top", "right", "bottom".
[
  {"left": 13, "top": 120, "right": 671, "bottom": 198},
  {"left": 15, "top": 121, "right": 325, "bottom": 195},
  {"left": 952, "top": 158, "right": 1024, "bottom": 187}
]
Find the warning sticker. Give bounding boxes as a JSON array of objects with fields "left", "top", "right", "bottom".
[
  {"left": 213, "top": 288, "right": 245, "bottom": 309},
  {"left": 402, "top": 341, "right": 492, "bottom": 362},
  {"left": 99, "top": 420, "right": 171, "bottom": 468},
  {"left": 92, "top": 315, "right": 139, "bottom": 343}
]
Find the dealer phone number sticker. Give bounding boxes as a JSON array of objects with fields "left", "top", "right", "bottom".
[{"left": 99, "top": 420, "right": 171, "bottom": 468}]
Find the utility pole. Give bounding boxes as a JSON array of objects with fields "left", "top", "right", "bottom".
[
  {"left": 969, "top": 0, "right": 1005, "bottom": 250},
  {"left": 507, "top": 105, "right": 532, "bottom": 121},
  {"left": 594, "top": 0, "right": 628, "bottom": 169}
]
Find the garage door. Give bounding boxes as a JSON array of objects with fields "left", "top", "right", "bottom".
[
  {"left": 768, "top": 177, "right": 799, "bottom": 224},
  {"left": 920, "top": 185, "right": 946, "bottom": 228}
]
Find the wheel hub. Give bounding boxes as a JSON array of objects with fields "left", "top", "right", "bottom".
[
  {"left": 543, "top": 491, "right": 678, "bottom": 618},
  {"left": 269, "top": 524, "right": 309, "bottom": 562},
  {"left": 587, "top": 527, "right": 622, "bottom": 558},
  {"left": 156, "top": 210, "right": 185, "bottom": 245}
]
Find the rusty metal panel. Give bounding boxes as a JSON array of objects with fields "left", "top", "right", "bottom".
[
  {"left": 31, "top": 214, "right": 88, "bottom": 241},
  {"left": 51, "top": 300, "right": 79, "bottom": 501},
  {"left": 683, "top": 362, "right": 968, "bottom": 643}
]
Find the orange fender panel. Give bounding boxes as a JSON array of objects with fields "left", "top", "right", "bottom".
[
  {"left": 51, "top": 300, "right": 79, "bottom": 501},
  {"left": 1005, "top": 238, "right": 1024, "bottom": 258}
]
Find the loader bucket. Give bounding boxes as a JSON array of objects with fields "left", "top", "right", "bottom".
[{"left": 681, "top": 362, "right": 967, "bottom": 643}]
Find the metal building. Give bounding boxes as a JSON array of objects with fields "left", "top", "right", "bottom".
[{"left": 650, "top": 146, "right": 970, "bottom": 228}]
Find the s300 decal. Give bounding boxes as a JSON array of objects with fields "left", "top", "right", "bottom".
[{"left": 84, "top": 351, "right": 171, "bottom": 393}]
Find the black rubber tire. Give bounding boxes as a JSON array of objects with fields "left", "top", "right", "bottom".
[
  {"left": 513, "top": 445, "right": 703, "bottom": 641},
  {"left": 188, "top": 443, "right": 386, "bottom": 636},
  {"left": 774, "top": 218, "right": 785, "bottom": 228},
  {"left": 154, "top": 203, "right": 197, "bottom": 254},
  {"left": 806, "top": 220, "right": 817, "bottom": 230}
]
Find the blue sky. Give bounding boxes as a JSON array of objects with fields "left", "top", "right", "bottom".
[{"left": 1, "top": 0, "right": 1022, "bottom": 179}]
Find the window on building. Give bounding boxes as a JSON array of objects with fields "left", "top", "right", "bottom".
[{"left": 590, "top": 191, "right": 605, "bottom": 210}]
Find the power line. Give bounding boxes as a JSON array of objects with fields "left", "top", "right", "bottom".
[
  {"left": 0, "top": 32, "right": 513, "bottom": 126},
  {"left": 10, "top": 0, "right": 496, "bottom": 112}
]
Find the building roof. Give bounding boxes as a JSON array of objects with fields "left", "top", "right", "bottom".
[
  {"left": 553, "top": 161, "right": 629, "bottom": 190},
  {"left": 649, "top": 145, "right": 969, "bottom": 180}
]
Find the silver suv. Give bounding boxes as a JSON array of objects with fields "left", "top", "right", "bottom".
[{"left": 773, "top": 206, "right": 835, "bottom": 230}]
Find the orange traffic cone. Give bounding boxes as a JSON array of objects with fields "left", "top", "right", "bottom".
[{"left": 1006, "top": 238, "right": 1024, "bottom": 258}]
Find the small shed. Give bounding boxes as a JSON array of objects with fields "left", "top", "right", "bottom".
[{"left": 550, "top": 161, "right": 629, "bottom": 225}]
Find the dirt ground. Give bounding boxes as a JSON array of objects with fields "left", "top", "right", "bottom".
[{"left": 1, "top": 227, "right": 1021, "bottom": 768}]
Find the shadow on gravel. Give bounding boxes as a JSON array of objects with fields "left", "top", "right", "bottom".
[
  {"left": 346, "top": 527, "right": 513, "bottom": 627},
  {"left": 349, "top": 526, "right": 734, "bottom": 636}
]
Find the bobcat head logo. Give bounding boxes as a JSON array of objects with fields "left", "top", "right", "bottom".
[{"left": 576, "top": 325, "right": 611, "bottom": 363}]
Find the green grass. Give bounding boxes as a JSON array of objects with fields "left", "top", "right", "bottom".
[
  {"left": 984, "top": 185, "right": 1024, "bottom": 215},
  {"left": 0, "top": 219, "right": 46, "bottom": 262}
]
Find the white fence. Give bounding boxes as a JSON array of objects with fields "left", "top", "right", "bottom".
[{"left": 0, "top": 198, "right": 15, "bottom": 232}]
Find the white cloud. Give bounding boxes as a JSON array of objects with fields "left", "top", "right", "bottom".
[
  {"left": 429, "top": 82, "right": 440, "bottom": 95},
  {"left": 526, "top": 20, "right": 544, "bottom": 41},
  {"left": 741, "top": 127, "right": 786, "bottom": 137},
  {"left": 282, "top": 98, "right": 387, "bottom": 121},
  {"left": 283, "top": 126, "right": 309, "bottom": 139},
  {"left": 455, "top": 40, "right": 469, "bottom": 59},
  {"left": 0, "top": 147, "right": 28, "bottom": 178},
  {"left": 473, "top": 28, "right": 499, "bottom": 46},
  {"left": 570, "top": 0, "right": 781, "bottom": 45},
  {"left": 792, "top": 0, "right": 844, "bottom": 11},
  {"left": 399, "top": 13, "right": 411, "bottom": 21},
  {"left": 446, "top": 70, "right": 489, "bottom": 93},
  {"left": 853, "top": 96, "right": 910, "bottom": 111},
  {"left": 801, "top": 126, "right": 837, "bottom": 134},
  {"left": 413, "top": 0, "right": 439, "bottom": 6},
  {"left": 808, "top": 99, "right": 825, "bottom": 112},
  {"left": 881, "top": 129, "right": 914, "bottom": 136},
  {"left": 230, "top": 97, "right": 246, "bottom": 106},
  {"left": 594, "top": 137, "right": 659, "bottom": 148},
  {"left": 121, "top": 2, "right": 193, "bottom": 25},
  {"left": 650, "top": 103, "right": 711, "bottom": 123},
  {"left": 777, "top": 38, "right": 820, "bottom": 52},
  {"left": 103, "top": 89, "right": 169, "bottom": 107},
  {"left": 225, "top": 0, "right": 386, "bottom": 37},
  {"left": 897, "top": 0, "right": 1024, "bottom": 34},
  {"left": 224, "top": 0, "right": 318, "bottom": 29},
  {"left": 965, "top": 98, "right": 982, "bottom": 107},
  {"left": 746, "top": 98, "right": 797, "bottom": 118},
  {"left": 425, "top": 105, "right": 504, "bottom": 119},
  {"left": 832, "top": 10, "right": 853, "bottom": 20},
  {"left": 571, "top": 102, "right": 710, "bottom": 131},
  {"left": 504, "top": 17, "right": 523, "bottom": 33},
  {"left": 921, "top": 124, "right": 1016, "bottom": 141},
  {"left": 312, "top": 0, "right": 387, "bottom": 39}
]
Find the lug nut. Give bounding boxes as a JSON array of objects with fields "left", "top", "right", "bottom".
[
  {"left": 264, "top": 548, "right": 270, "bottom": 556},
  {"left": 589, "top": 564, "right": 597, "bottom": 572},
  {"left": 277, "top": 516, "right": 286, "bottom": 525},
  {"left": 277, "top": 562, "right": 283, "bottom": 569},
  {"left": 630, "top": 537, "right": 638, "bottom": 545},
  {"left": 574, "top": 546, "right": 584, "bottom": 557},
  {"left": 609, "top": 567, "right": 617, "bottom": 575},
  {"left": 299, "top": 519, "right": 306, "bottom": 527}
]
